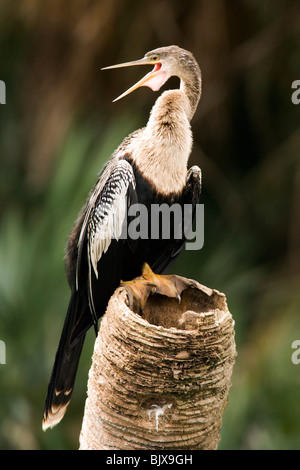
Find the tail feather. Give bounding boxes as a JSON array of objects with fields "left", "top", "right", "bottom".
[{"left": 42, "top": 292, "right": 86, "bottom": 430}]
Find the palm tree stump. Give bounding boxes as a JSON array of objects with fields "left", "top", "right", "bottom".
[{"left": 79, "top": 273, "right": 236, "bottom": 450}]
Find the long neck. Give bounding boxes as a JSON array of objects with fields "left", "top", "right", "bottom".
[
  {"left": 180, "top": 66, "right": 202, "bottom": 121},
  {"left": 147, "top": 56, "right": 202, "bottom": 129},
  {"left": 126, "top": 70, "right": 201, "bottom": 195},
  {"left": 127, "top": 92, "right": 191, "bottom": 195}
]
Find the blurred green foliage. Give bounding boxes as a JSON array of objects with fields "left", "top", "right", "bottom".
[{"left": 0, "top": 0, "right": 300, "bottom": 449}]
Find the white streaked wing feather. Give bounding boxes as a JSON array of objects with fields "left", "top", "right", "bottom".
[
  {"left": 85, "top": 159, "right": 135, "bottom": 280},
  {"left": 88, "top": 183, "right": 128, "bottom": 278},
  {"left": 75, "top": 159, "right": 136, "bottom": 323}
]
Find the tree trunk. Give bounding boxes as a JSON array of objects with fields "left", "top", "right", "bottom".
[{"left": 79, "top": 276, "right": 236, "bottom": 450}]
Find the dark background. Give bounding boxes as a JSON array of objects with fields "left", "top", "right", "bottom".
[{"left": 0, "top": 0, "right": 300, "bottom": 449}]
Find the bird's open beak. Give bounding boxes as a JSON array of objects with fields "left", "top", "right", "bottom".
[{"left": 102, "top": 58, "right": 168, "bottom": 102}]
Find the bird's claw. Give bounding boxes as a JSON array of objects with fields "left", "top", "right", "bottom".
[{"left": 121, "top": 263, "right": 183, "bottom": 313}]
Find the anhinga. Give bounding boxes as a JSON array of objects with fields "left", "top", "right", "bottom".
[{"left": 43, "top": 45, "right": 202, "bottom": 430}]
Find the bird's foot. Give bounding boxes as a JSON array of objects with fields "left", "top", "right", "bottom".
[
  {"left": 140, "top": 263, "right": 182, "bottom": 302},
  {"left": 121, "top": 263, "right": 183, "bottom": 313}
]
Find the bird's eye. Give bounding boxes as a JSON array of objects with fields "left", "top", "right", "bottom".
[{"left": 150, "top": 55, "right": 159, "bottom": 62}]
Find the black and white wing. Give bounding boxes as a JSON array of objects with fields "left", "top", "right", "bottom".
[
  {"left": 42, "top": 158, "right": 137, "bottom": 430},
  {"left": 76, "top": 158, "right": 137, "bottom": 326}
]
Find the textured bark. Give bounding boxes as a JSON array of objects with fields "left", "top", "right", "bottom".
[{"left": 79, "top": 277, "right": 236, "bottom": 450}]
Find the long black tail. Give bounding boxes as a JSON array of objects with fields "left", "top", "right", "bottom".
[{"left": 42, "top": 291, "right": 86, "bottom": 430}]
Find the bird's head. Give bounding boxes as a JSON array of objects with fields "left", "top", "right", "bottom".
[{"left": 102, "top": 45, "right": 198, "bottom": 102}]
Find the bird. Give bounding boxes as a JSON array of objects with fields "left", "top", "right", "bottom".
[{"left": 42, "top": 45, "right": 202, "bottom": 430}]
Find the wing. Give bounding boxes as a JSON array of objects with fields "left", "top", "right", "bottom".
[
  {"left": 151, "top": 165, "right": 202, "bottom": 273},
  {"left": 43, "top": 158, "right": 137, "bottom": 430},
  {"left": 185, "top": 165, "right": 202, "bottom": 208},
  {"left": 181, "top": 164, "right": 202, "bottom": 242},
  {"left": 76, "top": 158, "right": 137, "bottom": 328}
]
